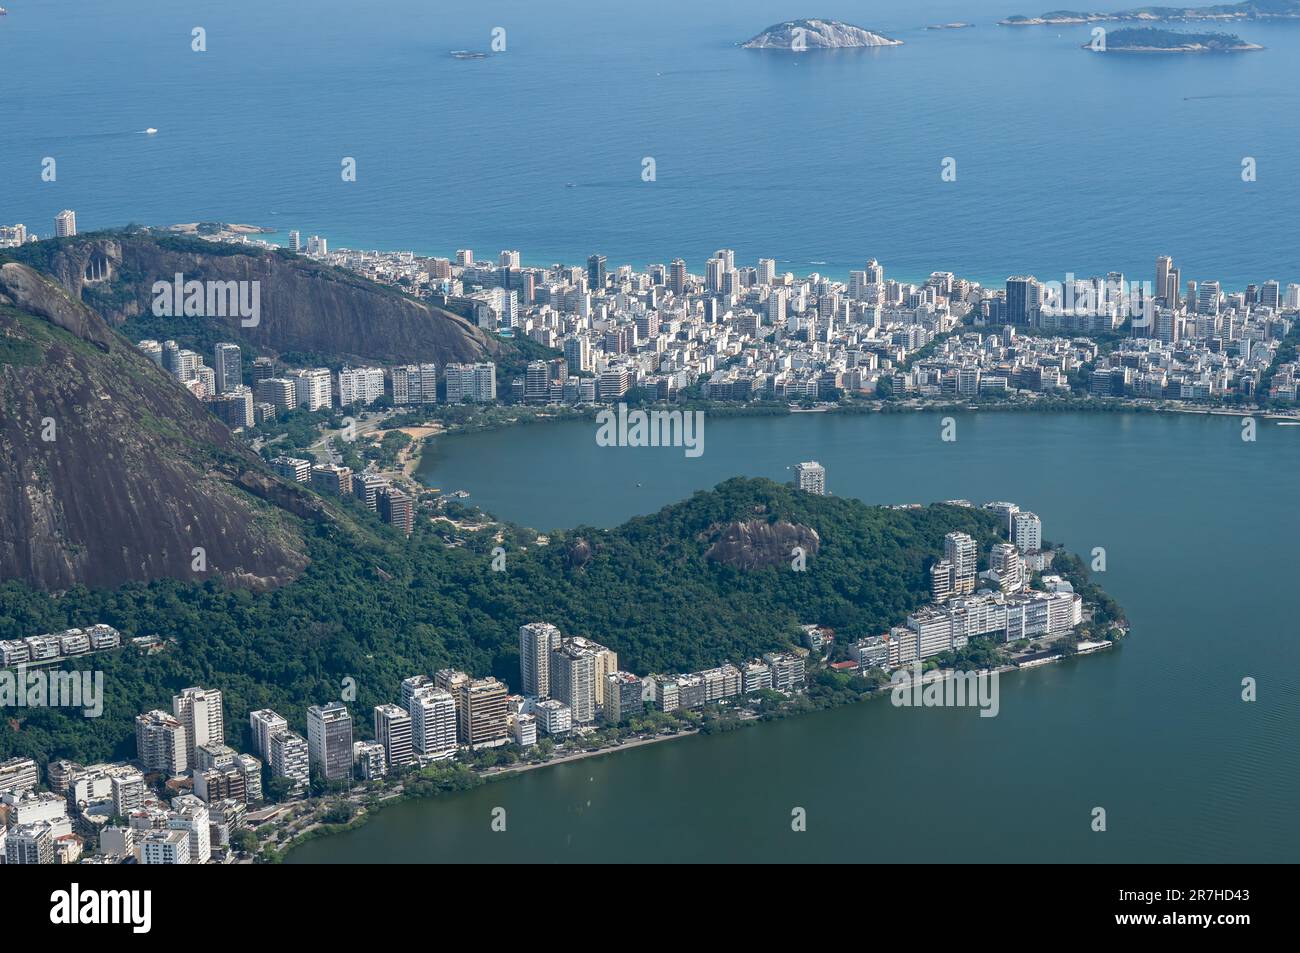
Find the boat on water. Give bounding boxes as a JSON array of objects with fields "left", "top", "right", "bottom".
[{"left": 144, "top": 127, "right": 158, "bottom": 135}]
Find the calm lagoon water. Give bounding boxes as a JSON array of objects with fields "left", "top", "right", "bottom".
[{"left": 287, "top": 411, "right": 1300, "bottom": 863}]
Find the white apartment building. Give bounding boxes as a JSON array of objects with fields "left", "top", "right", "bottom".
[
  {"left": 55, "top": 209, "right": 77, "bottom": 237},
  {"left": 551, "top": 643, "right": 597, "bottom": 723},
  {"left": 168, "top": 795, "right": 211, "bottom": 864},
  {"left": 989, "top": 542, "right": 1025, "bottom": 592},
  {"left": 566, "top": 636, "right": 618, "bottom": 706},
  {"left": 353, "top": 740, "right": 387, "bottom": 780},
  {"left": 140, "top": 829, "right": 190, "bottom": 865},
  {"left": 795, "top": 460, "right": 826, "bottom": 495},
  {"left": 172, "top": 686, "right": 224, "bottom": 767},
  {"left": 287, "top": 368, "right": 333, "bottom": 411},
  {"left": 444, "top": 362, "right": 498, "bottom": 402},
  {"left": 1011, "top": 511, "right": 1042, "bottom": 552},
  {"left": 269, "top": 731, "right": 310, "bottom": 795},
  {"left": 513, "top": 713, "right": 538, "bottom": 747},
  {"left": 741, "top": 661, "right": 773, "bottom": 694},
  {"left": 944, "top": 532, "right": 978, "bottom": 595},
  {"left": 374, "top": 703, "right": 414, "bottom": 769},
  {"left": 390, "top": 363, "right": 439, "bottom": 404},
  {"left": 135, "top": 710, "right": 188, "bottom": 776},
  {"left": 338, "top": 366, "right": 386, "bottom": 406},
  {"left": 249, "top": 709, "right": 288, "bottom": 759},
  {"left": 519, "top": 622, "right": 561, "bottom": 698},
  {"left": 410, "top": 689, "right": 458, "bottom": 760},
  {"left": 533, "top": 699, "right": 572, "bottom": 736}
]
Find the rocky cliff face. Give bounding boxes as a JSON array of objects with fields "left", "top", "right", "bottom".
[
  {"left": 742, "top": 19, "right": 903, "bottom": 50},
  {"left": 0, "top": 262, "right": 319, "bottom": 591},
  {"left": 703, "top": 519, "right": 821, "bottom": 569},
  {"left": 20, "top": 233, "right": 499, "bottom": 366}
]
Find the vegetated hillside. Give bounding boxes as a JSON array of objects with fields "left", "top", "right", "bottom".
[
  {"left": 9, "top": 230, "right": 499, "bottom": 366},
  {"left": 0, "top": 477, "right": 1001, "bottom": 765},
  {"left": 1001, "top": 1, "right": 1300, "bottom": 24},
  {"left": 1090, "top": 26, "right": 1260, "bottom": 48},
  {"left": 0, "top": 261, "right": 326, "bottom": 591}
]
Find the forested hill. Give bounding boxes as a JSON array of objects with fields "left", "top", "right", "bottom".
[{"left": 0, "top": 478, "right": 1001, "bottom": 765}]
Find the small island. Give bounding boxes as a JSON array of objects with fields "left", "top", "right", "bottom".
[
  {"left": 1002, "top": 1, "right": 1300, "bottom": 25},
  {"left": 927, "top": 22, "right": 976, "bottom": 29},
  {"left": 742, "top": 18, "right": 903, "bottom": 50},
  {"left": 1086, "top": 27, "right": 1263, "bottom": 51}
]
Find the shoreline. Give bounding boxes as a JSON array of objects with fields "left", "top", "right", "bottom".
[
  {"left": 481, "top": 728, "right": 700, "bottom": 780},
  {"left": 402, "top": 397, "right": 1299, "bottom": 488},
  {"left": 279, "top": 637, "right": 1123, "bottom": 861}
]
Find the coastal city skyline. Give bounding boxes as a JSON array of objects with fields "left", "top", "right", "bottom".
[
  {"left": 2, "top": 492, "right": 1100, "bottom": 864},
  {"left": 1, "top": 1, "right": 1293, "bottom": 918}
]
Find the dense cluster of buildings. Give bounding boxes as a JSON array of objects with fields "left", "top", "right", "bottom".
[
  {"left": 849, "top": 503, "right": 1083, "bottom": 672},
  {"left": 212, "top": 236, "right": 974, "bottom": 404},
  {"left": 133, "top": 338, "right": 499, "bottom": 432},
  {"left": 0, "top": 624, "right": 120, "bottom": 667},
  {"left": 1, "top": 685, "right": 253, "bottom": 866},
  {"left": 885, "top": 265, "right": 1295, "bottom": 403},
  {"left": 0, "top": 210, "right": 76, "bottom": 248},
  {"left": 515, "top": 622, "right": 805, "bottom": 736},
  {"left": 269, "top": 240, "right": 1297, "bottom": 407},
  {"left": 10, "top": 219, "right": 1300, "bottom": 410},
  {"left": 1088, "top": 334, "right": 1283, "bottom": 402},
  {"left": 268, "top": 454, "right": 414, "bottom": 535},
  {"left": 1, "top": 617, "right": 809, "bottom": 864},
  {"left": 898, "top": 329, "right": 1099, "bottom": 397},
  {"left": 130, "top": 339, "right": 420, "bottom": 534}
]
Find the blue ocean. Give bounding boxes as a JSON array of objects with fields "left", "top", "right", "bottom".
[{"left": 3, "top": 0, "right": 1298, "bottom": 286}]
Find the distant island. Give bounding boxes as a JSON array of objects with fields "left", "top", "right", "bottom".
[
  {"left": 742, "top": 18, "right": 903, "bottom": 50},
  {"left": 1002, "top": 1, "right": 1300, "bottom": 25},
  {"left": 1086, "top": 26, "right": 1264, "bottom": 49},
  {"left": 927, "top": 22, "right": 976, "bottom": 29}
]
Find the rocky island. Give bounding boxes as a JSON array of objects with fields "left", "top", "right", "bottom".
[
  {"left": 742, "top": 18, "right": 902, "bottom": 51},
  {"left": 1086, "top": 26, "right": 1264, "bottom": 50},
  {"left": 1002, "top": 1, "right": 1300, "bottom": 25}
]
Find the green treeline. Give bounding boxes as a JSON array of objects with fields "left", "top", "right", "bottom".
[{"left": 0, "top": 478, "right": 1000, "bottom": 766}]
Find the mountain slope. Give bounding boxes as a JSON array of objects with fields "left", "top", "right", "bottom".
[
  {"left": 11, "top": 231, "right": 499, "bottom": 366},
  {"left": 0, "top": 261, "right": 324, "bottom": 590}
]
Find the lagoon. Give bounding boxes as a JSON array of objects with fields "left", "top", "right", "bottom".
[{"left": 287, "top": 410, "right": 1300, "bottom": 863}]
